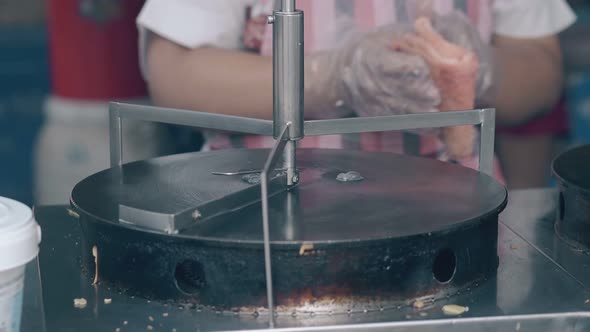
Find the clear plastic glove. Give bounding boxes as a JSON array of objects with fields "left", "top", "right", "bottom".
[
  {"left": 393, "top": 17, "right": 479, "bottom": 158},
  {"left": 304, "top": 25, "right": 441, "bottom": 121},
  {"left": 431, "top": 11, "right": 496, "bottom": 107},
  {"left": 305, "top": 10, "right": 494, "bottom": 118}
]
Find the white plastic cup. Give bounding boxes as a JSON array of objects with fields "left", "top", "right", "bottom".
[{"left": 0, "top": 197, "right": 41, "bottom": 332}]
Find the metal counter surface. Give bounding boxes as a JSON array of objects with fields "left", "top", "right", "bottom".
[
  {"left": 501, "top": 189, "right": 590, "bottom": 290},
  {"left": 29, "top": 189, "right": 590, "bottom": 332}
]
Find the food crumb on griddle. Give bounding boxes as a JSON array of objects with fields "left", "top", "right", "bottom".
[
  {"left": 162, "top": 312, "right": 169, "bottom": 317},
  {"left": 147, "top": 325, "right": 153, "bottom": 330},
  {"left": 123, "top": 321, "right": 128, "bottom": 325},
  {"left": 92, "top": 245, "right": 98, "bottom": 285},
  {"left": 442, "top": 304, "right": 469, "bottom": 316},
  {"left": 66, "top": 208, "right": 80, "bottom": 219},
  {"left": 419, "top": 312, "right": 428, "bottom": 317},
  {"left": 412, "top": 300, "right": 425, "bottom": 309},
  {"left": 73, "top": 298, "right": 87, "bottom": 309},
  {"left": 115, "top": 328, "right": 120, "bottom": 332},
  {"left": 148, "top": 316, "right": 154, "bottom": 322},
  {"left": 510, "top": 243, "right": 519, "bottom": 250},
  {"left": 104, "top": 298, "right": 112, "bottom": 304},
  {"left": 299, "top": 243, "right": 314, "bottom": 256},
  {"left": 585, "top": 299, "right": 589, "bottom": 304}
]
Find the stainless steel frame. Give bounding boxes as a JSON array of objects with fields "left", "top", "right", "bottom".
[
  {"left": 108, "top": 103, "right": 274, "bottom": 167},
  {"left": 108, "top": 104, "right": 495, "bottom": 176},
  {"left": 107, "top": 98, "right": 497, "bottom": 330}
]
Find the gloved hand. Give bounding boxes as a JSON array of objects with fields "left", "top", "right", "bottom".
[
  {"left": 304, "top": 11, "right": 493, "bottom": 159},
  {"left": 304, "top": 25, "right": 441, "bottom": 121},
  {"left": 393, "top": 16, "right": 480, "bottom": 159},
  {"left": 431, "top": 11, "right": 496, "bottom": 107},
  {"left": 304, "top": 10, "right": 494, "bottom": 117}
]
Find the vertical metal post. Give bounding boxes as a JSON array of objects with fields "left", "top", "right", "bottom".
[
  {"left": 479, "top": 108, "right": 496, "bottom": 177},
  {"left": 270, "top": 0, "right": 304, "bottom": 186},
  {"left": 281, "top": 0, "right": 295, "bottom": 12},
  {"left": 109, "top": 103, "right": 123, "bottom": 167},
  {"left": 260, "top": 124, "right": 290, "bottom": 327},
  {"left": 283, "top": 140, "right": 297, "bottom": 185},
  {"left": 260, "top": 173, "right": 274, "bottom": 327}
]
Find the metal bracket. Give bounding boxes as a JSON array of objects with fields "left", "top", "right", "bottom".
[
  {"left": 108, "top": 102, "right": 496, "bottom": 328},
  {"left": 117, "top": 173, "right": 288, "bottom": 235},
  {"left": 304, "top": 109, "right": 496, "bottom": 177},
  {"left": 108, "top": 102, "right": 274, "bottom": 167}
]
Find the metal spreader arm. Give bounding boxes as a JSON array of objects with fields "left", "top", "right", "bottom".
[{"left": 269, "top": 0, "right": 304, "bottom": 187}]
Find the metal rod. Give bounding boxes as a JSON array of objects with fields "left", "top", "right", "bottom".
[
  {"left": 479, "top": 108, "right": 496, "bottom": 177},
  {"left": 109, "top": 103, "right": 123, "bottom": 167},
  {"left": 271, "top": 0, "right": 303, "bottom": 190},
  {"left": 304, "top": 109, "right": 487, "bottom": 137},
  {"left": 261, "top": 123, "right": 290, "bottom": 326},
  {"left": 211, "top": 169, "right": 287, "bottom": 176},
  {"left": 271, "top": 6, "right": 304, "bottom": 139},
  {"left": 112, "top": 102, "right": 274, "bottom": 136},
  {"left": 280, "top": 0, "right": 296, "bottom": 12},
  {"left": 283, "top": 140, "right": 297, "bottom": 185},
  {"left": 283, "top": 191, "right": 297, "bottom": 240}
]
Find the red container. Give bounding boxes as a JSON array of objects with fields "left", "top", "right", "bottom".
[{"left": 47, "top": 0, "right": 147, "bottom": 100}]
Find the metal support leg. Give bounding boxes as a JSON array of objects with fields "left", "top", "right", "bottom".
[
  {"left": 109, "top": 103, "right": 123, "bottom": 168},
  {"left": 261, "top": 124, "right": 291, "bottom": 327},
  {"left": 479, "top": 108, "right": 496, "bottom": 177}
]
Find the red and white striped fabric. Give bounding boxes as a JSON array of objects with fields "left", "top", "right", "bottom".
[{"left": 257, "top": 0, "right": 493, "bottom": 56}]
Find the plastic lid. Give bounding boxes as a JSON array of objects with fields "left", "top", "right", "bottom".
[{"left": 0, "top": 197, "right": 41, "bottom": 271}]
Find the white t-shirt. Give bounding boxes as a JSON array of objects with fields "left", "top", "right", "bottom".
[{"left": 137, "top": 0, "right": 576, "bottom": 79}]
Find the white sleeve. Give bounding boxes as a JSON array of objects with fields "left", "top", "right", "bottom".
[
  {"left": 493, "top": 0, "right": 576, "bottom": 38},
  {"left": 137, "top": 0, "right": 254, "bottom": 49},
  {"left": 136, "top": 0, "right": 254, "bottom": 80}
]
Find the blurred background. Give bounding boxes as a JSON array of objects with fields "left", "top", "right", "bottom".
[
  {"left": 1, "top": 0, "right": 201, "bottom": 206},
  {"left": 1, "top": 0, "right": 590, "bottom": 206}
]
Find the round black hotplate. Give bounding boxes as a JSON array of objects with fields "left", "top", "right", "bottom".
[{"left": 71, "top": 149, "right": 507, "bottom": 314}]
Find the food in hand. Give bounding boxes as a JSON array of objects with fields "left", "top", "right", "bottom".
[{"left": 393, "top": 17, "right": 478, "bottom": 159}]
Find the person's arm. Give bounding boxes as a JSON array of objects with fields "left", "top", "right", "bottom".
[
  {"left": 491, "top": 34, "right": 564, "bottom": 126},
  {"left": 147, "top": 33, "right": 346, "bottom": 120},
  {"left": 147, "top": 34, "right": 274, "bottom": 119},
  {"left": 146, "top": 30, "right": 440, "bottom": 122}
]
